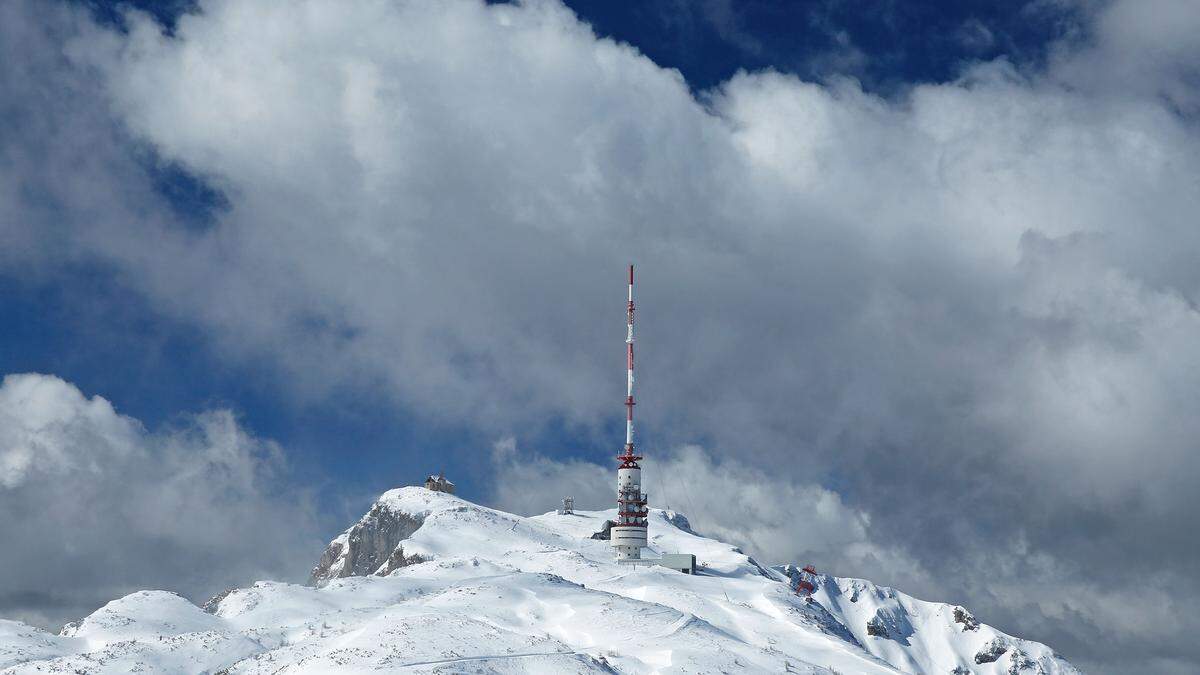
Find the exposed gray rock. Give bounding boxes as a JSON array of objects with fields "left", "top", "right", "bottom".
[
  {"left": 590, "top": 520, "right": 613, "bottom": 540},
  {"left": 976, "top": 637, "right": 1009, "bottom": 664},
  {"left": 1007, "top": 648, "right": 1037, "bottom": 674},
  {"left": 953, "top": 606, "right": 980, "bottom": 631},
  {"left": 309, "top": 540, "right": 345, "bottom": 585},
  {"left": 202, "top": 588, "right": 237, "bottom": 614},
  {"left": 308, "top": 502, "right": 426, "bottom": 586},
  {"left": 662, "top": 510, "right": 697, "bottom": 535},
  {"left": 864, "top": 607, "right": 914, "bottom": 645},
  {"left": 378, "top": 545, "right": 428, "bottom": 576}
]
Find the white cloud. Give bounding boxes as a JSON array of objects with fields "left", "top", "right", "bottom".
[
  {"left": 1050, "top": 0, "right": 1200, "bottom": 114},
  {"left": 0, "top": 373, "right": 320, "bottom": 629}
]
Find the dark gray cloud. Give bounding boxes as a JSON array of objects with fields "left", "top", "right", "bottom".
[{"left": 1, "top": 0, "right": 1199, "bottom": 672}]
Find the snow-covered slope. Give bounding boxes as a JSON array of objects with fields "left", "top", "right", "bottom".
[
  {"left": 778, "top": 565, "right": 1074, "bottom": 675},
  {"left": 0, "top": 487, "right": 1080, "bottom": 674}
]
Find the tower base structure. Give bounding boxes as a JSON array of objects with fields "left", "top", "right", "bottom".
[
  {"left": 612, "top": 461, "right": 648, "bottom": 560},
  {"left": 612, "top": 528, "right": 648, "bottom": 561}
]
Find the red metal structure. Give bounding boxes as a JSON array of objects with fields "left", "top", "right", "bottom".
[{"left": 796, "top": 565, "right": 818, "bottom": 597}]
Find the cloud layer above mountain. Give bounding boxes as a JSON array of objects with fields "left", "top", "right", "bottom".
[{"left": 2, "top": 0, "right": 1199, "bottom": 671}]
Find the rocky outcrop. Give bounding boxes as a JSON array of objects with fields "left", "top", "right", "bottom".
[
  {"left": 308, "top": 501, "right": 426, "bottom": 586},
  {"left": 379, "top": 545, "right": 427, "bottom": 576},
  {"left": 202, "top": 588, "right": 236, "bottom": 614},
  {"left": 662, "top": 510, "right": 697, "bottom": 535},
  {"left": 863, "top": 606, "right": 914, "bottom": 645},
  {"left": 975, "top": 637, "right": 1009, "bottom": 664},
  {"left": 866, "top": 615, "right": 889, "bottom": 638},
  {"left": 1006, "top": 649, "right": 1037, "bottom": 674},
  {"left": 953, "top": 606, "right": 980, "bottom": 631},
  {"left": 590, "top": 520, "right": 613, "bottom": 540}
]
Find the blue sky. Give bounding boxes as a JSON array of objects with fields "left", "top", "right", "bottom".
[
  {"left": 563, "top": 0, "right": 1084, "bottom": 91},
  {"left": 3, "top": 1, "right": 1200, "bottom": 673}
]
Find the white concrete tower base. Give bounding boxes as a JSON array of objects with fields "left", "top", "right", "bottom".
[{"left": 613, "top": 466, "right": 648, "bottom": 559}]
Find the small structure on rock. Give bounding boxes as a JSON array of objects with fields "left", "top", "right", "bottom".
[
  {"left": 558, "top": 496, "right": 574, "bottom": 515},
  {"left": 424, "top": 471, "right": 455, "bottom": 494}
]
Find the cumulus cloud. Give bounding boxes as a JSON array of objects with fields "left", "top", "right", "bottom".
[
  {"left": 1, "top": 0, "right": 1199, "bottom": 671},
  {"left": 1050, "top": 0, "right": 1200, "bottom": 114},
  {"left": 0, "top": 373, "right": 321, "bottom": 629}
]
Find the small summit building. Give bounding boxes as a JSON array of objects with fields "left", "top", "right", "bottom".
[{"left": 424, "top": 472, "right": 455, "bottom": 495}]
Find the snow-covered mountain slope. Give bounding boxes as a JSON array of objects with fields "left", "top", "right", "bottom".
[
  {"left": 778, "top": 565, "right": 1074, "bottom": 675},
  {"left": 0, "top": 487, "right": 1080, "bottom": 674}
]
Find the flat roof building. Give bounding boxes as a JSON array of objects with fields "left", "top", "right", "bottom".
[{"left": 659, "top": 553, "right": 696, "bottom": 575}]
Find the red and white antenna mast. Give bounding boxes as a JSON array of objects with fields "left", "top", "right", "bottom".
[
  {"left": 625, "top": 264, "right": 637, "bottom": 458},
  {"left": 612, "top": 264, "right": 648, "bottom": 561}
]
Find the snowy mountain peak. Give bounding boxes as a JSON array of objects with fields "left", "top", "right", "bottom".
[
  {"left": 308, "top": 486, "right": 444, "bottom": 585},
  {"left": 0, "top": 487, "right": 1080, "bottom": 673}
]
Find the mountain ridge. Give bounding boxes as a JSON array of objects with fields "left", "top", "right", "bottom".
[{"left": 0, "top": 487, "right": 1080, "bottom": 674}]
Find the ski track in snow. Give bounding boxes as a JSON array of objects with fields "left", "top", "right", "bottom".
[{"left": 0, "top": 488, "right": 1081, "bottom": 674}]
